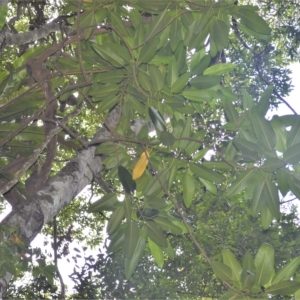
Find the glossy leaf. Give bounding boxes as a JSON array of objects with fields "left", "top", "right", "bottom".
[
  {"left": 190, "top": 75, "right": 221, "bottom": 90},
  {"left": 254, "top": 244, "right": 275, "bottom": 286},
  {"left": 118, "top": 166, "right": 136, "bottom": 194},
  {"left": 183, "top": 89, "right": 214, "bottom": 102}
]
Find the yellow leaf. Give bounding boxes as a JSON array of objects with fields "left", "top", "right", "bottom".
[
  {"left": 132, "top": 151, "right": 149, "bottom": 180},
  {"left": 10, "top": 233, "right": 24, "bottom": 245},
  {"left": 83, "top": 0, "right": 93, "bottom": 2}
]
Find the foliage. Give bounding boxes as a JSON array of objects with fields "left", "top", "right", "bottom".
[{"left": 0, "top": 0, "right": 300, "bottom": 298}]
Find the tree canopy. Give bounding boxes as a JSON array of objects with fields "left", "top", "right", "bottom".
[{"left": 0, "top": 0, "right": 300, "bottom": 298}]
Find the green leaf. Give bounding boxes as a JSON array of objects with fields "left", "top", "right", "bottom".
[
  {"left": 287, "top": 118, "right": 300, "bottom": 148},
  {"left": 211, "top": 261, "right": 232, "bottom": 281},
  {"left": 203, "top": 63, "right": 236, "bottom": 75},
  {"left": 125, "top": 230, "right": 146, "bottom": 279},
  {"left": 96, "top": 97, "right": 119, "bottom": 112},
  {"left": 167, "top": 56, "right": 179, "bottom": 87},
  {"left": 242, "top": 90, "right": 254, "bottom": 110},
  {"left": 149, "top": 65, "right": 164, "bottom": 91},
  {"left": 190, "top": 75, "right": 221, "bottom": 90},
  {"left": 94, "top": 70, "right": 125, "bottom": 84},
  {"left": 148, "top": 237, "right": 164, "bottom": 268},
  {"left": 159, "top": 131, "right": 175, "bottom": 146},
  {"left": 243, "top": 252, "right": 256, "bottom": 274},
  {"left": 224, "top": 101, "right": 239, "bottom": 124},
  {"left": 222, "top": 249, "right": 243, "bottom": 289},
  {"left": 191, "top": 55, "right": 211, "bottom": 75},
  {"left": 261, "top": 158, "right": 285, "bottom": 173},
  {"left": 249, "top": 110, "right": 277, "bottom": 152},
  {"left": 171, "top": 72, "right": 191, "bottom": 94},
  {"left": 272, "top": 257, "right": 300, "bottom": 285},
  {"left": 92, "top": 43, "right": 130, "bottom": 68},
  {"left": 148, "top": 106, "right": 166, "bottom": 131},
  {"left": 276, "top": 169, "right": 290, "bottom": 197},
  {"left": 241, "top": 269, "right": 256, "bottom": 288},
  {"left": 138, "top": 37, "right": 159, "bottom": 64},
  {"left": 232, "top": 6, "right": 271, "bottom": 36},
  {"left": 144, "top": 9, "right": 172, "bottom": 40},
  {"left": 87, "top": 193, "right": 118, "bottom": 212},
  {"left": 270, "top": 116, "right": 287, "bottom": 153},
  {"left": 125, "top": 221, "right": 139, "bottom": 258},
  {"left": 211, "top": 19, "right": 229, "bottom": 51},
  {"left": 183, "top": 173, "right": 195, "bottom": 208},
  {"left": 254, "top": 244, "right": 275, "bottom": 286},
  {"left": 190, "top": 163, "right": 225, "bottom": 183},
  {"left": 233, "top": 137, "right": 263, "bottom": 158},
  {"left": 108, "top": 225, "right": 125, "bottom": 253},
  {"left": 170, "top": 17, "right": 182, "bottom": 52},
  {"left": 110, "top": 11, "right": 129, "bottom": 37},
  {"left": 194, "top": 8, "right": 214, "bottom": 35},
  {"left": 145, "top": 221, "right": 167, "bottom": 247},
  {"left": 266, "top": 281, "right": 300, "bottom": 296},
  {"left": 138, "top": 71, "right": 152, "bottom": 92},
  {"left": 183, "top": 89, "right": 214, "bottom": 102},
  {"left": 226, "top": 170, "right": 256, "bottom": 197},
  {"left": 261, "top": 205, "right": 273, "bottom": 230},
  {"left": 144, "top": 169, "right": 170, "bottom": 197},
  {"left": 199, "top": 178, "right": 217, "bottom": 195},
  {"left": 0, "top": 5, "right": 8, "bottom": 30},
  {"left": 107, "top": 206, "right": 125, "bottom": 235},
  {"left": 251, "top": 180, "right": 266, "bottom": 217},
  {"left": 154, "top": 215, "right": 182, "bottom": 235},
  {"left": 263, "top": 179, "right": 280, "bottom": 219},
  {"left": 118, "top": 166, "right": 136, "bottom": 194},
  {"left": 256, "top": 85, "right": 273, "bottom": 116},
  {"left": 283, "top": 143, "right": 300, "bottom": 165}
]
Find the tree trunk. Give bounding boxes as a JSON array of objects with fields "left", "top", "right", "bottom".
[{"left": 0, "top": 107, "right": 120, "bottom": 297}]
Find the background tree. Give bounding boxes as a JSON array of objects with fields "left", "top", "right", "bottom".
[{"left": 0, "top": 0, "right": 300, "bottom": 298}]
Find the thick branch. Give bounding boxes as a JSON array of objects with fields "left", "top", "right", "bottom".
[{"left": 0, "top": 107, "right": 120, "bottom": 297}]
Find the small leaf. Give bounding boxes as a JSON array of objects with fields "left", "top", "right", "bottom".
[
  {"left": 149, "top": 106, "right": 166, "bottom": 131},
  {"left": 211, "top": 261, "right": 232, "bottom": 281},
  {"left": 254, "top": 243, "right": 275, "bottom": 286},
  {"left": 118, "top": 166, "right": 136, "bottom": 194},
  {"left": 148, "top": 237, "right": 164, "bottom": 268},
  {"left": 145, "top": 221, "right": 168, "bottom": 247},
  {"left": 132, "top": 152, "right": 149, "bottom": 181},
  {"left": 266, "top": 281, "right": 300, "bottom": 296}
]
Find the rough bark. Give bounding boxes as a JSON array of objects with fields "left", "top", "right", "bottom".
[
  {"left": 0, "top": 22, "right": 70, "bottom": 53},
  {"left": 0, "top": 107, "right": 120, "bottom": 297}
]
